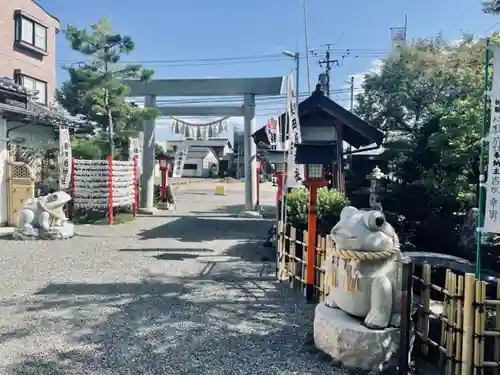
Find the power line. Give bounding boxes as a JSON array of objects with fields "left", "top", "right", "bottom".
[{"left": 55, "top": 49, "right": 389, "bottom": 68}]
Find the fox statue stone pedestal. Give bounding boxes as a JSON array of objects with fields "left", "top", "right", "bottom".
[{"left": 313, "top": 206, "right": 407, "bottom": 371}]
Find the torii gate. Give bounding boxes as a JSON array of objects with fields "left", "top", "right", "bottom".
[{"left": 124, "top": 77, "right": 284, "bottom": 216}]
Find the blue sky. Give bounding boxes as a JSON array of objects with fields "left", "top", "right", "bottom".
[{"left": 39, "top": 0, "right": 499, "bottom": 142}]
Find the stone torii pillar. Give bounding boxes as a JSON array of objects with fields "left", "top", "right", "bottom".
[
  {"left": 243, "top": 93, "right": 257, "bottom": 212},
  {"left": 139, "top": 94, "right": 157, "bottom": 214}
]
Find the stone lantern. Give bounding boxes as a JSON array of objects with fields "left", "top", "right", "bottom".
[
  {"left": 295, "top": 126, "right": 337, "bottom": 301},
  {"left": 366, "top": 166, "right": 385, "bottom": 211},
  {"left": 156, "top": 151, "right": 172, "bottom": 205}
]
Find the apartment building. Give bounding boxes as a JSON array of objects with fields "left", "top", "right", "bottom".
[{"left": 0, "top": 0, "right": 60, "bottom": 107}]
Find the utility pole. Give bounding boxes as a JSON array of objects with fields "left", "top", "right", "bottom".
[
  {"left": 349, "top": 76, "right": 354, "bottom": 111},
  {"left": 318, "top": 44, "right": 339, "bottom": 98},
  {"left": 303, "top": 0, "right": 311, "bottom": 94}
]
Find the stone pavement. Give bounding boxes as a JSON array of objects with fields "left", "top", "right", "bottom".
[{"left": 0, "top": 182, "right": 344, "bottom": 375}]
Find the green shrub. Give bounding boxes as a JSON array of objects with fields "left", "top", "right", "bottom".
[
  {"left": 286, "top": 187, "right": 349, "bottom": 234},
  {"left": 286, "top": 188, "right": 309, "bottom": 229}
]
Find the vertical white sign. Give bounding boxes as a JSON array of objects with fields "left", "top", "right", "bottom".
[
  {"left": 266, "top": 117, "right": 280, "bottom": 151},
  {"left": 129, "top": 136, "right": 142, "bottom": 177},
  {"left": 58, "top": 128, "right": 71, "bottom": 189},
  {"left": 285, "top": 73, "right": 305, "bottom": 188},
  {"left": 391, "top": 27, "right": 406, "bottom": 51},
  {"left": 484, "top": 45, "right": 500, "bottom": 233}
]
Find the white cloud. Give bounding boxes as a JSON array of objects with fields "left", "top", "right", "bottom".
[
  {"left": 345, "top": 59, "right": 383, "bottom": 88},
  {"left": 341, "top": 59, "right": 383, "bottom": 111}
]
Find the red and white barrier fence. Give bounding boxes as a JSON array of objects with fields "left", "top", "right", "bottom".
[{"left": 71, "top": 156, "right": 138, "bottom": 224}]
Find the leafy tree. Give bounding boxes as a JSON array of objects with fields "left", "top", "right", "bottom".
[
  {"left": 354, "top": 36, "right": 487, "bottom": 252},
  {"left": 56, "top": 18, "right": 159, "bottom": 159},
  {"left": 72, "top": 137, "right": 105, "bottom": 160},
  {"left": 155, "top": 143, "right": 165, "bottom": 159},
  {"left": 356, "top": 36, "right": 484, "bottom": 202}
]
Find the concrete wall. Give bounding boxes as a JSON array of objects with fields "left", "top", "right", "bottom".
[
  {"left": 0, "top": 0, "right": 60, "bottom": 107},
  {"left": 0, "top": 117, "right": 7, "bottom": 225}
]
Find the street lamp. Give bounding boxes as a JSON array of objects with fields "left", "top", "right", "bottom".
[
  {"left": 283, "top": 50, "right": 297, "bottom": 58},
  {"left": 283, "top": 49, "right": 300, "bottom": 109}
]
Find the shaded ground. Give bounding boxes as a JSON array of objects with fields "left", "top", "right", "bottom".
[{"left": 0, "top": 182, "right": 341, "bottom": 374}]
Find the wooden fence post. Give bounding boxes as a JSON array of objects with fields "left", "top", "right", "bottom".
[
  {"left": 473, "top": 280, "right": 486, "bottom": 375},
  {"left": 324, "top": 235, "right": 333, "bottom": 299},
  {"left": 445, "top": 272, "right": 457, "bottom": 375},
  {"left": 397, "top": 258, "right": 413, "bottom": 375},
  {"left": 440, "top": 269, "right": 452, "bottom": 367},
  {"left": 461, "top": 273, "right": 476, "bottom": 375},
  {"left": 290, "top": 227, "right": 296, "bottom": 289},
  {"left": 495, "top": 279, "right": 500, "bottom": 375},
  {"left": 455, "top": 275, "right": 464, "bottom": 375},
  {"left": 421, "top": 264, "right": 432, "bottom": 356},
  {"left": 318, "top": 235, "right": 326, "bottom": 301}
]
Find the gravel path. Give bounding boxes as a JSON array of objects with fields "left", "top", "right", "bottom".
[{"left": 0, "top": 183, "right": 343, "bottom": 375}]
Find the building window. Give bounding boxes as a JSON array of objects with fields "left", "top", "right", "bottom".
[
  {"left": 184, "top": 164, "right": 198, "bottom": 170},
  {"left": 15, "top": 15, "right": 47, "bottom": 52},
  {"left": 15, "top": 74, "right": 47, "bottom": 105}
]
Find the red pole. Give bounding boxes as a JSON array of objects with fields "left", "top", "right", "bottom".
[
  {"left": 161, "top": 169, "right": 167, "bottom": 202},
  {"left": 256, "top": 168, "right": 260, "bottom": 205},
  {"left": 133, "top": 156, "right": 137, "bottom": 217},
  {"left": 108, "top": 156, "right": 113, "bottom": 225},
  {"left": 306, "top": 183, "right": 318, "bottom": 301}
]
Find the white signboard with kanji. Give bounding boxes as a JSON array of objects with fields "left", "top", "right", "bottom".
[
  {"left": 285, "top": 73, "right": 305, "bottom": 188},
  {"left": 58, "top": 128, "right": 71, "bottom": 189},
  {"left": 484, "top": 45, "right": 500, "bottom": 233}
]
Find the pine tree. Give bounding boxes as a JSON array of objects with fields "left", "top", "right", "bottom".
[
  {"left": 56, "top": 17, "right": 158, "bottom": 159},
  {"left": 483, "top": 0, "right": 500, "bottom": 14}
]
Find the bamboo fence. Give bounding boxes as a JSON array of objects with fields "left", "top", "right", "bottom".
[{"left": 277, "top": 221, "right": 500, "bottom": 375}]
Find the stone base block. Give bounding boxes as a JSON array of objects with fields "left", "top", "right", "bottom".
[
  {"left": 314, "top": 302, "right": 399, "bottom": 371},
  {"left": 156, "top": 202, "right": 170, "bottom": 210},
  {"left": 12, "top": 223, "right": 75, "bottom": 240},
  {"left": 238, "top": 210, "right": 263, "bottom": 218},
  {"left": 138, "top": 207, "right": 159, "bottom": 215}
]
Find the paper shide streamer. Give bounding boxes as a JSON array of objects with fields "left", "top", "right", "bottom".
[{"left": 170, "top": 117, "right": 229, "bottom": 140}]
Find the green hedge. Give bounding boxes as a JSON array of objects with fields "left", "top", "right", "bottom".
[{"left": 286, "top": 188, "right": 349, "bottom": 234}]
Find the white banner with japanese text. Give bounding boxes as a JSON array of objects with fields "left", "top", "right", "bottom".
[
  {"left": 58, "top": 128, "right": 71, "bottom": 189},
  {"left": 484, "top": 45, "right": 500, "bottom": 233},
  {"left": 129, "top": 136, "right": 142, "bottom": 177},
  {"left": 285, "top": 73, "right": 304, "bottom": 188}
]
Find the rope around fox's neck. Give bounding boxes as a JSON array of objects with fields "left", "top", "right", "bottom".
[
  {"left": 328, "top": 247, "right": 399, "bottom": 293},
  {"left": 329, "top": 247, "right": 399, "bottom": 261}
]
